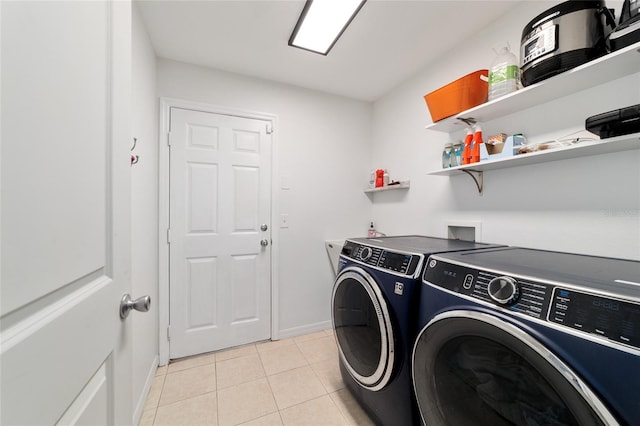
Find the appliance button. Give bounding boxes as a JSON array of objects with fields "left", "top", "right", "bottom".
[
  {"left": 487, "top": 276, "right": 520, "bottom": 305},
  {"left": 359, "top": 247, "right": 372, "bottom": 261},
  {"left": 463, "top": 274, "right": 474, "bottom": 290}
]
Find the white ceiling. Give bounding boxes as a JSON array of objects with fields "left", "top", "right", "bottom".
[{"left": 136, "top": 0, "right": 521, "bottom": 102}]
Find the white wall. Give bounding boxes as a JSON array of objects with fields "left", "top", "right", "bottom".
[
  {"left": 371, "top": 1, "right": 640, "bottom": 260},
  {"left": 156, "top": 59, "right": 372, "bottom": 336},
  {"left": 131, "top": 4, "right": 159, "bottom": 422}
]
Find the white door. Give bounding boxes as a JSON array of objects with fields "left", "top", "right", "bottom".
[
  {"left": 1, "top": 1, "right": 133, "bottom": 425},
  {"left": 169, "top": 107, "right": 272, "bottom": 359}
]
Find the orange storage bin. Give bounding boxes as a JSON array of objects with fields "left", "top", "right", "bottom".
[{"left": 424, "top": 70, "right": 489, "bottom": 122}]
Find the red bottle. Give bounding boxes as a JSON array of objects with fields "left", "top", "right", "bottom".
[
  {"left": 462, "top": 128, "right": 473, "bottom": 165},
  {"left": 375, "top": 169, "right": 384, "bottom": 187},
  {"left": 471, "top": 125, "right": 483, "bottom": 163}
]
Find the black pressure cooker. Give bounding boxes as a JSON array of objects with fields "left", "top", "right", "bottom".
[{"left": 520, "top": 0, "right": 616, "bottom": 87}]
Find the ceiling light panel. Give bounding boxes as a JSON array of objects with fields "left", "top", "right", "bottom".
[{"left": 289, "top": 0, "right": 366, "bottom": 55}]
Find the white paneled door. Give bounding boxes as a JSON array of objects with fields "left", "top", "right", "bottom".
[
  {"left": 169, "top": 107, "right": 272, "bottom": 359},
  {"left": 1, "top": 1, "right": 133, "bottom": 425}
]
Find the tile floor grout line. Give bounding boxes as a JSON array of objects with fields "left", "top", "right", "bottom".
[
  {"left": 140, "top": 329, "right": 373, "bottom": 426},
  {"left": 258, "top": 350, "right": 288, "bottom": 425},
  {"left": 214, "top": 387, "right": 220, "bottom": 426},
  {"left": 307, "top": 356, "right": 333, "bottom": 395},
  {"left": 149, "top": 373, "right": 167, "bottom": 414}
]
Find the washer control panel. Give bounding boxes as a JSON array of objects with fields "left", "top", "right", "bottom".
[
  {"left": 549, "top": 288, "right": 640, "bottom": 349},
  {"left": 424, "top": 258, "right": 640, "bottom": 350},
  {"left": 341, "top": 241, "right": 420, "bottom": 277}
]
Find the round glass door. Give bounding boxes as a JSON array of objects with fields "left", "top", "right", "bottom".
[
  {"left": 412, "top": 311, "right": 615, "bottom": 426},
  {"left": 332, "top": 268, "right": 394, "bottom": 390}
]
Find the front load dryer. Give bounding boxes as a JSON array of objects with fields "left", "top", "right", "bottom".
[
  {"left": 412, "top": 247, "right": 640, "bottom": 425},
  {"left": 331, "top": 236, "right": 503, "bottom": 426}
]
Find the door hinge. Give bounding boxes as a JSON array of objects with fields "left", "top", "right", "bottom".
[
  {"left": 167, "top": 325, "right": 171, "bottom": 341},
  {"left": 167, "top": 228, "right": 171, "bottom": 244},
  {"left": 266, "top": 123, "right": 273, "bottom": 134},
  {"left": 167, "top": 132, "right": 172, "bottom": 146}
]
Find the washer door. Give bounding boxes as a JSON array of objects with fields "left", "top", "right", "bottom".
[
  {"left": 412, "top": 311, "right": 616, "bottom": 426},
  {"left": 331, "top": 267, "right": 394, "bottom": 391}
]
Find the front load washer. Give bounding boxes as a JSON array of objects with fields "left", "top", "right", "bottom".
[
  {"left": 331, "top": 236, "right": 503, "bottom": 426},
  {"left": 412, "top": 247, "right": 640, "bottom": 425}
]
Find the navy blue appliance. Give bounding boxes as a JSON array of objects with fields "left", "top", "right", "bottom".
[
  {"left": 331, "top": 236, "right": 503, "bottom": 426},
  {"left": 412, "top": 247, "right": 640, "bottom": 425}
]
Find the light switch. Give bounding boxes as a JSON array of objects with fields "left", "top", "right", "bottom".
[
  {"left": 281, "top": 175, "right": 290, "bottom": 190},
  {"left": 280, "top": 214, "right": 289, "bottom": 228}
]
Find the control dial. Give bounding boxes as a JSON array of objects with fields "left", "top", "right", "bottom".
[
  {"left": 359, "top": 247, "right": 373, "bottom": 261},
  {"left": 487, "top": 276, "right": 520, "bottom": 305}
]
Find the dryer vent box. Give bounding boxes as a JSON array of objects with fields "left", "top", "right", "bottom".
[{"left": 447, "top": 222, "right": 481, "bottom": 242}]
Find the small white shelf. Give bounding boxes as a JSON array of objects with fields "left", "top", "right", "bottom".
[
  {"left": 364, "top": 180, "right": 410, "bottom": 193},
  {"left": 427, "top": 133, "right": 640, "bottom": 177},
  {"left": 425, "top": 42, "right": 640, "bottom": 133}
]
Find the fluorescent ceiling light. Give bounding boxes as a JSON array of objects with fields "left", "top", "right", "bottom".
[{"left": 289, "top": 0, "right": 366, "bottom": 55}]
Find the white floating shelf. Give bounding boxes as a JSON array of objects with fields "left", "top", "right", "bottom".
[
  {"left": 364, "top": 180, "right": 410, "bottom": 193},
  {"left": 427, "top": 133, "right": 640, "bottom": 176},
  {"left": 425, "top": 42, "right": 640, "bottom": 133}
]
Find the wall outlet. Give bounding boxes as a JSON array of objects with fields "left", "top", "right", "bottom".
[{"left": 280, "top": 214, "right": 289, "bottom": 228}]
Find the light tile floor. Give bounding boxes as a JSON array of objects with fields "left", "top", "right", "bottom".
[{"left": 139, "top": 329, "right": 375, "bottom": 426}]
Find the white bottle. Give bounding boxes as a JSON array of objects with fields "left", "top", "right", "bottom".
[
  {"left": 368, "top": 170, "right": 376, "bottom": 189},
  {"left": 488, "top": 45, "right": 521, "bottom": 101}
]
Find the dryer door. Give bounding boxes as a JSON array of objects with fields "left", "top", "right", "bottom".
[
  {"left": 412, "top": 311, "right": 616, "bottom": 426},
  {"left": 331, "top": 267, "right": 394, "bottom": 391}
]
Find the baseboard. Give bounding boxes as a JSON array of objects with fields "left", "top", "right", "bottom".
[
  {"left": 132, "top": 355, "right": 159, "bottom": 426},
  {"left": 277, "top": 320, "right": 332, "bottom": 340}
]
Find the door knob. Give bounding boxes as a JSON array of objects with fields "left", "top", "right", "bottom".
[
  {"left": 260, "top": 224, "right": 268, "bottom": 231},
  {"left": 260, "top": 239, "right": 269, "bottom": 247},
  {"left": 120, "top": 294, "right": 151, "bottom": 319}
]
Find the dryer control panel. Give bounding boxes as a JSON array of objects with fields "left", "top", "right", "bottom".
[
  {"left": 425, "top": 257, "right": 640, "bottom": 350},
  {"left": 341, "top": 241, "right": 421, "bottom": 277}
]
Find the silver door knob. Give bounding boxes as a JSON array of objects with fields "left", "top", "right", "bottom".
[
  {"left": 260, "top": 224, "right": 268, "bottom": 231},
  {"left": 260, "top": 239, "right": 269, "bottom": 247},
  {"left": 120, "top": 294, "right": 151, "bottom": 319}
]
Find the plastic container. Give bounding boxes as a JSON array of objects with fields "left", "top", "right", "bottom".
[
  {"left": 442, "top": 144, "right": 453, "bottom": 168},
  {"left": 375, "top": 169, "right": 384, "bottom": 188},
  {"left": 452, "top": 142, "right": 463, "bottom": 167},
  {"left": 368, "top": 170, "right": 376, "bottom": 188},
  {"left": 488, "top": 46, "right": 521, "bottom": 101},
  {"left": 383, "top": 170, "right": 390, "bottom": 186},
  {"left": 368, "top": 222, "right": 376, "bottom": 238},
  {"left": 424, "top": 70, "right": 489, "bottom": 122}
]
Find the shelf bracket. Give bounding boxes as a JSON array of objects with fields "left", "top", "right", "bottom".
[
  {"left": 457, "top": 117, "right": 477, "bottom": 126},
  {"left": 461, "top": 169, "right": 483, "bottom": 194}
]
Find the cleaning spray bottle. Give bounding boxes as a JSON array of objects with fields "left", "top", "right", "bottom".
[
  {"left": 471, "top": 124, "right": 484, "bottom": 163},
  {"left": 462, "top": 128, "right": 474, "bottom": 165}
]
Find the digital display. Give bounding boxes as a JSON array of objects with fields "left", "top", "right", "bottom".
[
  {"left": 550, "top": 288, "right": 640, "bottom": 349},
  {"left": 522, "top": 24, "right": 557, "bottom": 67},
  {"left": 592, "top": 298, "right": 620, "bottom": 311},
  {"left": 382, "top": 252, "right": 409, "bottom": 271},
  {"left": 525, "top": 36, "right": 543, "bottom": 57}
]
